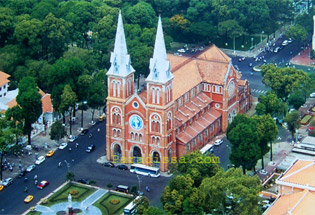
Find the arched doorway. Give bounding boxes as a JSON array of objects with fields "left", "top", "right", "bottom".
[
  {"left": 152, "top": 151, "right": 160, "bottom": 168},
  {"left": 113, "top": 143, "right": 122, "bottom": 161},
  {"left": 132, "top": 146, "right": 142, "bottom": 163}
]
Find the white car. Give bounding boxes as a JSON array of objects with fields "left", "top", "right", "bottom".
[
  {"left": 282, "top": 40, "right": 289, "bottom": 46},
  {"left": 214, "top": 139, "right": 223, "bottom": 146},
  {"left": 2, "top": 178, "right": 13, "bottom": 186},
  {"left": 35, "top": 156, "right": 45, "bottom": 165},
  {"left": 310, "top": 92, "right": 315, "bottom": 98},
  {"left": 68, "top": 136, "right": 78, "bottom": 143},
  {"left": 26, "top": 164, "right": 36, "bottom": 172},
  {"left": 59, "top": 142, "right": 68, "bottom": 150}
]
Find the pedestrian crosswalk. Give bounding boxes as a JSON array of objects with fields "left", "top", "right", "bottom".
[{"left": 251, "top": 89, "right": 267, "bottom": 94}]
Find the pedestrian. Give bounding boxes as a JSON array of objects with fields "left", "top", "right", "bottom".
[
  {"left": 97, "top": 128, "right": 100, "bottom": 132},
  {"left": 86, "top": 206, "right": 89, "bottom": 212},
  {"left": 34, "top": 175, "right": 37, "bottom": 180}
]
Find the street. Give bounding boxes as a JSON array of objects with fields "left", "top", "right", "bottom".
[{"left": 0, "top": 122, "right": 170, "bottom": 214}]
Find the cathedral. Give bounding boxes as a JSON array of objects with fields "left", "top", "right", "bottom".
[{"left": 106, "top": 12, "right": 252, "bottom": 172}]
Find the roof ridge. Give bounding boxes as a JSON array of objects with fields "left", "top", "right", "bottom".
[{"left": 289, "top": 189, "right": 309, "bottom": 214}]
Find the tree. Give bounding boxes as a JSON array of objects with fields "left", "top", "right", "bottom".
[
  {"left": 77, "top": 75, "right": 92, "bottom": 129},
  {"left": 50, "top": 121, "right": 66, "bottom": 144},
  {"left": 16, "top": 76, "right": 42, "bottom": 145},
  {"left": 200, "top": 168, "right": 262, "bottom": 215},
  {"left": 87, "top": 80, "right": 106, "bottom": 123},
  {"left": 0, "top": 117, "right": 17, "bottom": 180},
  {"left": 125, "top": 1, "right": 157, "bottom": 28},
  {"left": 256, "top": 91, "right": 282, "bottom": 116},
  {"left": 226, "top": 115, "right": 260, "bottom": 174},
  {"left": 253, "top": 115, "right": 278, "bottom": 166},
  {"left": 66, "top": 171, "right": 75, "bottom": 182},
  {"left": 0, "top": 7, "right": 15, "bottom": 47},
  {"left": 285, "top": 24, "right": 308, "bottom": 44},
  {"left": 218, "top": 20, "right": 244, "bottom": 43},
  {"left": 261, "top": 64, "right": 307, "bottom": 102},
  {"left": 288, "top": 90, "right": 305, "bottom": 110},
  {"left": 175, "top": 151, "right": 220, "bottom": 186},
  {"left": 285, "top": 110, "right": 301, "bottom": 140},
  {"left": 161, "top": 174, "right": 203, "bottom": 215},
  {"left": 59, "top": 85, "right": 77, "bottom": 136}
]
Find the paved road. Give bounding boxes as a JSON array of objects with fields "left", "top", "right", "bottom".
[{"left": 0, "top": 122, "right": 170, "bottom": 214}]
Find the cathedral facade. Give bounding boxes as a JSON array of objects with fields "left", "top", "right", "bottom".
[{"left": 106, "top": 12, "right": 252, "bottom": 172}]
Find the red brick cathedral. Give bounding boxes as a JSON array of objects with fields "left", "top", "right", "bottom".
[{"left": 106, "top": 12, "right": 252, "bottom": 171}]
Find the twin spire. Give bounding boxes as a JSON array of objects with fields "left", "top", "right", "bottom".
[{"left": 108, "top": 11, "right": 173, "bottom": 83}]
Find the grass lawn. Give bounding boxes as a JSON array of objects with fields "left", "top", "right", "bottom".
[
  {"left": 26, "top": 211, "right": 41, "bottom": 215},
  {"left": 44, "top": 183, "right": 96, "bottom": 207},
  {"left": 300, "top": 115, "right": 313, "bottom": 125},
  {"left": 94, "top": 192, "right": 133, "bottom": 215}
]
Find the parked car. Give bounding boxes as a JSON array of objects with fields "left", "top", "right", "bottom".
[
  {"left": 0, "top": 185, "right": 3, "bottom": 191},
  {"left": 80, "top": 129, "right": 89, "bottom": 136},
  {"left": 310, "top": 92, "right": 315, "bottom": 98},
  {"left": 104, "top": 162, "right": 115, "bottom": 168},
  {"left": 273, "top": 47, "right": 280, "bottom": 53},
  {"left": 59, "top": 142, "right": 68, "bottom": 150},
  {"left": 214, "top": 139, "right": 223, "bottom": 146},
  {"left": 46, "top": 150, "right": 54, "bottom": 157},
  {"left": 26, "top": 165, "right": 36, "bottom": 172},
  {"left": 117, "top": 164, "right": 128, "bottom": 170},
  {"left": 68, "top": 136, "right": 78, "bottom": 143},
  {"left": 37, "top": 180, "right": 49, "bottom": 189},
  {"left": 77, "top": 179, "right": 90, "bottom": 185},
  {"left": 116, "top": 185, "right": 129, "bottom": 194},
  {"left": 24, "top": 195, "right": 34, "bottom": 203},
  {"left": 98, "top": 115, "right": 106, "bottom": 122},
  {"left": 2, "top": 178, "right": 13, "bottom": 186},
  {"left": 282, "top": 40, "right": 289, "bottom": 46},
  {"left": 86, "top": 144, "right": 95, "bottom": 153},
  {"left": 35, "top": 156, "right": 45, "bottom": 165}
]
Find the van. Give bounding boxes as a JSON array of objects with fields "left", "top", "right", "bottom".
[{"left": 116, "top": 185, "right": 129, "bottom": 194}]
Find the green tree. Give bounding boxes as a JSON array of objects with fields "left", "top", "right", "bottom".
[
  {"left": 256, "top": 91, "right": 282, "bottom": 116},
  {"left": 261, "top": 64, "right": 307, "bottom": 102},
  {"left": 125, "top": 1, "right": 156, "bottom": 28},
  {"left": 253, "top": 114, "right": 278, "bottom": 166},
  {"left": 226, "top": 115, "right": 260, "bottom": 174},
  {"left": 286, "top": 24, "right": 308, "bottom": 44},
  {"left": 0, "top": 7, "right": 15, "bottom": 47},
  {"left": 218, "top": 20, "right": 244, "bottom": 43},
  {"left": 284, "top": 110, "right": 301, "bottom": 140},
  {"left": 77, "top": 75, "right": 92, "bottom": 129},
  {"left": 288, "top": 90, "right": 305, "bottom": 110},
  {"left": 87, "top": 80, "right": 106, "bottom": 123},
  {"left": 200, "top": 168, "right": 262, "bottom": 215},
  {"left": 50, "top": 121, "right": 66, "bottom": 144},
  {"left": 66, "top": 171, "right": 75, "bottom": 182},
  {"left": 31, "top": 0, "right": 58, "bottom": 20},
  {"left": 59, "top": 85, "right": 77, "bottom": 136},
  {"left": 0, "top": 45, "right": 25, "bottom": 77},
  {"left": 16, "top": 76, "right": 42, "bottom": 145}
]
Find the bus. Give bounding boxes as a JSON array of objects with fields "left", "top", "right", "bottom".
[
  {"left": 130, "top": 164, "right": 160, "bottom": 177},
  {"left": 124, "top": 196, "right": 141, "bottom": 215},
  {"left": 200, "top": 144, "right": 214, "bottom": 154}
]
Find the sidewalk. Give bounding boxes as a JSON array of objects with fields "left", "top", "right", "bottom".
[
  {"left": 1, "top": 108, "right": 102, "bottom": 181},
  {"left": 291, "top": 44, "right": 315, "bottom": 66}
]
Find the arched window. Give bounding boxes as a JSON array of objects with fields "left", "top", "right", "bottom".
[
  {"left": 113, "top": 129, "right": 117, "bottom": 137},
  {"left": 152, "top": 121, "right": 155, "bottom": 132},
  {"left": 117, "top": 82, "right": 120, "bottom": 97},
  {"left": 156, "top": 122, "right": 160, "bottom": 132},
  {"left": 150, "top": 114, "right": 162, "bottom": 133},
  {"left": 117, "top": 114, "right": 121, "bottom": 125},
  {"left": 156, "top": 89, "right": 160, "bottom": 104},
  {"left": 117, "top": 130, "right": 121, "bottom": 137},
  {"left": 152, "top": 137, "right": 155, "bottom": 144},
  {"left": 135, "top": 133, "right": 138, "bottom": 141},
  {"left": 156, "top": 137, "right": 160, "bottom": 145},
  {"left": 113, "top": 82, "right": 116, "bottom": 97},
  {"left": 131, "top": 132, "right": 134, "bottom": 140},
  {"left": 139, "top": 134, "right": 142, "bottom": 142}
]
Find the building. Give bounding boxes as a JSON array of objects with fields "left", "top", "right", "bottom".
[
  {"left": 106, "top": 12, "right": 251, "bottom": 171},
  {"left": 264, "top": 159, "right": 315, "bottom": 215}
]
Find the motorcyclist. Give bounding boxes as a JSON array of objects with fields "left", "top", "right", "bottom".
[
  {"left": 58, "top": 162, "right": 62, "bottom": 167},
  {"left": 24, "top": 187, "right": 28, "bottom": 193}
]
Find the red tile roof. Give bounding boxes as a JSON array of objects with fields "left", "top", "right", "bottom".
[{"left": 0, "top": 71, "right": 10, "bottom": 86}]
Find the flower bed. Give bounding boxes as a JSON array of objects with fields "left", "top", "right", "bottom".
[{"left": 300, "top": 114, "right": 313, "bottom": 125}]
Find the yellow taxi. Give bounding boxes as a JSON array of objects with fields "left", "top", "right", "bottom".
[
  {"left": 98, "top": 115, "right": 105, "bottom": 121},
  {"left": 46, "top": 150, "right": 54, "bottom": 157},
  {"left": 24, "top": 195, "right": 34, "bottom": 203},
  {"left": 0, "top": 185, "right": 4, "bottom": 191}
]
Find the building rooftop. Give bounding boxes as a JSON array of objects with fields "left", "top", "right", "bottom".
[{"left": 0, "top": 71, "right": 10, "bottom": 86}]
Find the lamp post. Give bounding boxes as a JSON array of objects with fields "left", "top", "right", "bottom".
[
  {"left": 136, "top": 175, "right": 142, "bottom": 193},
  {"left": 64, "top": 160, "right": 70, "bottom": 172},
  {"left": 233, "top": 36, "right": 236, "bottom": 54}
]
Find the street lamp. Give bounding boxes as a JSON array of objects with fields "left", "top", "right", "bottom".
[
  {"left": 64, "top": 160, "right": 70, "bottom": 172},
  {"left": 136, "top": 175, "right": 142, "bottom": 193},
  {"left": 233, "top": 36, "right": 236, "bottom": 54}
]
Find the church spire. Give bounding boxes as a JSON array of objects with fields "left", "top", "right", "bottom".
[
  {"left": 146, "top": 16, "right": 173, "bottom": 84},
  {"left": 107, "top": 10, "right": 134, "bottom": 77}
]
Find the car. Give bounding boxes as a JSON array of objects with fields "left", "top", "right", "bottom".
[
  {"left": 77, "top": 179, "right": 90, "bottom": 184},
  {"left": 46, "top": 150, "right": 54, "bottom": 157},
  {"left": 2, "top": 178, "right": 13, "bottom": 186},
  {"left": 104, "top": 162, "right": 115, "bottom": 168},
  {"left": 282, "top": 40, "right": 289, "bottom": 46},
  {"left": 59, "top": 142, "right": 68, "bottom": 150},
  {"left": 35, "top": 156, "right": 45, "bottom": 165},
  {"left": 37, "top": 180, "right": 49, "bottom": 189},
  {"left": 117, "top": 164, "right": 128, "bottom": 170},
  {"left": 214, "top": 139, "right": 223, "bottom": 146},
  {"left": 310, "top": 92, "right": 315, "bottom": 98},
  {"left": 98, "top": 115, "right": 106, "bottom": 121},
  {"left": 116, "top": 185, "right": 129, "bottom": 194},
  {"left": 86, "top": 144, "right": 95, "bottom": 153},
  {"left": 18, "top": 170, "right": 27, "bottom": 178},
  {"left": 80, "top": 129, "right": 89, "bottom": 136},
  {"left": 253, "top": 66, "right": 262, "bottom": 72},
  {"left": 0, "top": 185, "right": 4, "bottom": 191},
  {"left": 68, "top": 136, "right": 78, "bottom": 143},
  {"left": 178, "top": 48, "right": 185, "bottom": 53},
  {"left": 288, "top": 38, "right": 293, "bottom": 43},
  {"left": 24, "top": 195, "right": 34, "bottom": 203},
  {"left": 273, "top": 47, "right": 280, "bottom": 53},
  {"left": 26, "top": 165, "right": 36, "bottom": 172}
]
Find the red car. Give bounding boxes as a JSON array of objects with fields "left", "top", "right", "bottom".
[
  {"left": 309, "top": 126, "right": 314, "bottom": 131},
  {"left": 37, "top": 180, "right": 49, "bottom": 189}
]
